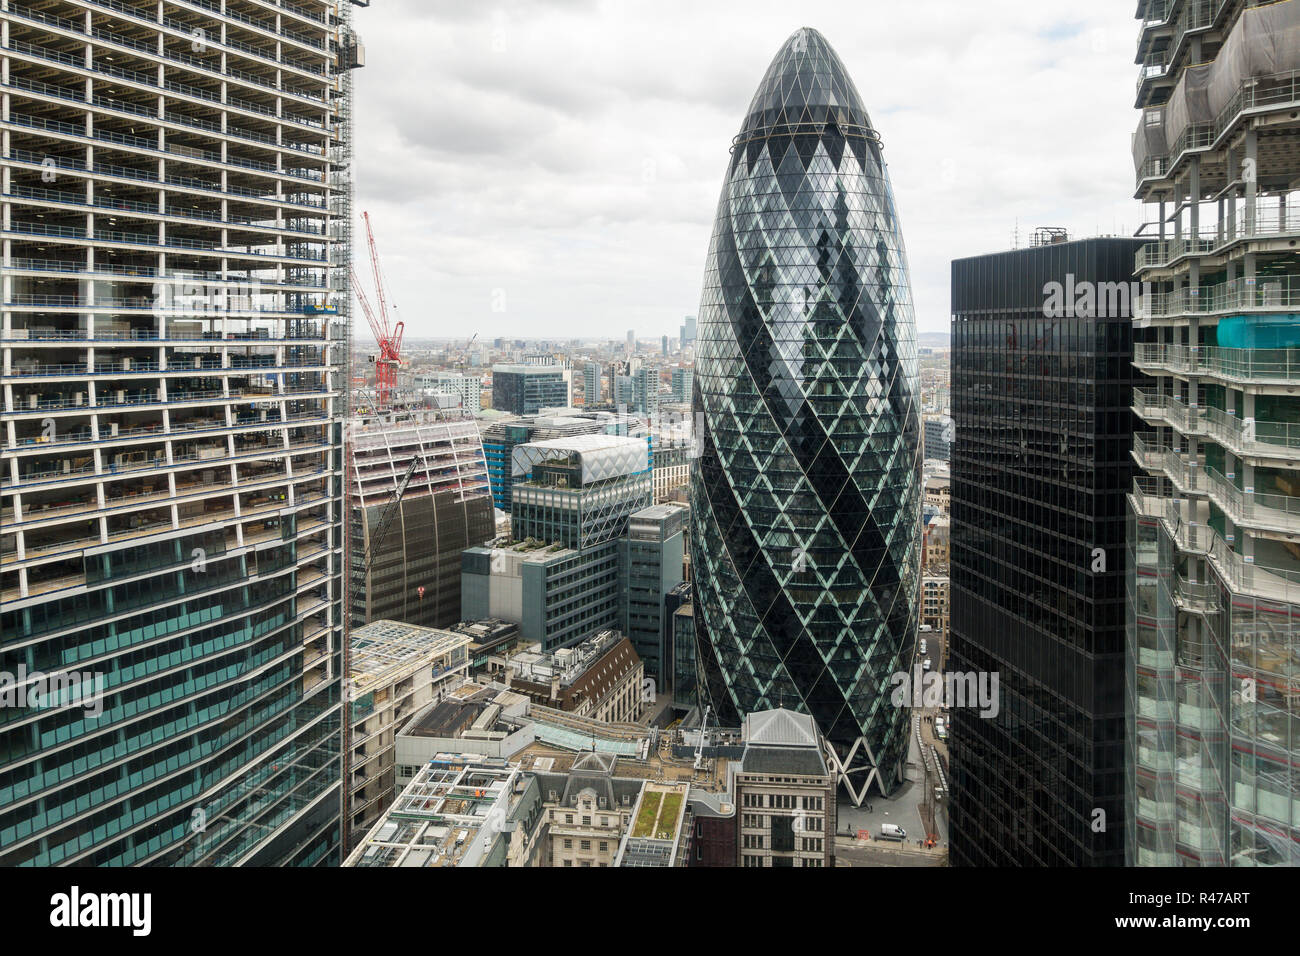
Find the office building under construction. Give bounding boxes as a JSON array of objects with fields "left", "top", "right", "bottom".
[{"left": 347, "top": 409, "right": 494, "bottom": 631}]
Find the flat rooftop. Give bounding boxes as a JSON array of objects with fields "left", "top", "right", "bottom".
[
  {"left": 349, "top": 621, "right": 470, "bottom": 692},
  {"left": 405, "top": 683, "right": 528, "bottom": 739},
  {"left": 631, "top": 503, "right": 686, "bottom": 521},
  {"left": 344, "top": 756, "right": 521, "bottom": 868}
]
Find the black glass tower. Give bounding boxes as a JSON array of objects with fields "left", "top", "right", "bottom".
[
  {"left": 949, "top": 237, "right": 1143, "bottom": 866},
  {"left": 690, "top": 28, "right": 922, "bottom": 803}
]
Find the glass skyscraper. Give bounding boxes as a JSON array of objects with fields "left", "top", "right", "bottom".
[
  {"left": 490, "top": 365, "right": 570, "bottom": 416},
  {"left": 1128, "top": 0, "right": 1300, "bottom": 867},
  {"left": 689, "top": 28, "right": 922, "bottom": 804},
  {"left": 0, "top": 0, "right": 356, "bottom": 865},
  {"left": 950, "top": 238, "right": 1143, "bottom": 867}
]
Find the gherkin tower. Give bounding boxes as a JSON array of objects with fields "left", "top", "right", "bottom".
[{"left": 689, "top": 28, "right": 922, "bottom": 803}]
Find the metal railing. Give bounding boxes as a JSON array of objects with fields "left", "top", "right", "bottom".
[
  {"left": 1202, "top": 406, "right": 1300, "bottom": 456},
  {"left": 1205, "top": 464, "right": 1300, "bottom": 535},
  {"left": 1134, "top": 343, "right": 1300, "bottom": 384},
  {"left": 1135, "top": 274, "right": 1300, "bottom": 319},
  {"left": 1135, "top": 204, "right": 1300, "bottom": 271},
  {"left": 1133, "top": 389, "right": 1205, "bottom": 433}
]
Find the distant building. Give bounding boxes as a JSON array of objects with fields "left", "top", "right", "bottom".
[
  {"left": 680, "top": 315, "right": 697, "bottom": 346},
  {"left": 924, "top": 473, "right": 950, "bottom": 512},
  {"left": 620, "top": 504, "right": 686, "bottom": 690},
  {"left": 923, "top": 513, "right": 950, "bottom": 569},
  {"left": 662, "top": 335, "right": 670, "bottom": 356},
  {"left": 480, "top": 411, "right": 635, "bottom": 510},
  {"left": 669, "top": 587, "right": 696, "bottom": 712},
  {"left": 614, "top": 373, "right": 636, "bottom": 411},
  {"left": 491, "top": 364, "right": 571, "bottom": 415},
  {"left": 449, "top": 618, "right": 524, "bottom": 674},
  {"left": 415, "top": 371, "right": 483, "bottom": 414},
  {"left": 344, "top": 621, "right": 472, "bottom": 850},
  {"left": 923, "top": 414, "right": 954, "bottom": 461},
  {"left": 633, "top": 366, "right": 660, "bottom": 419},
  {"left": 920, "top": 575, "right": 949, "bottom": 639},
  {"left": 461, "top": 435, "right": 653, "bottom": 649},
  {"left": 651, "top": 438, "right": 692, "bottom": 503},
  {"left": 671, "top": 367, "right": 694, "bottom": 404},
  {"left": 584, "top": 362, "right": 603, "bottom": 405}
]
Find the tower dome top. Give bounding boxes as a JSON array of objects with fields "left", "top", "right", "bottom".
[{"left": 738, "top": 28, "right": 875, "bottom": 140}]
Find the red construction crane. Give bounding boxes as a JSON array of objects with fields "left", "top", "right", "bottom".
[{"left": 351, "top": 211, "right": 404, "bottom": 409}]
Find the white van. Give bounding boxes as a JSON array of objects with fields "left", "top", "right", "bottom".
[
  {"left": 919, "top": 639, "right": 928, "bottom": 655},
  {"left": 879, "top": 823, "right": 907, "bottom": 841}
]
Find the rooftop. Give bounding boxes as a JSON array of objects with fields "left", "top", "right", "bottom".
[
  {"left": 343, "top": 755, "right": 524, "bottom": 868},
  {"left": 492, "top": 364, "right": 566, "bottom": 374},
  {"left": 739, "top": 708, "right": 829, "bottom": 777},
  {"left": 617, "top": 781, "right": 692, "bottom": 867},
  {"left": 630, "top": 503, "right": 687, "bottom": 521},
  {"left": 348, "top": 621, "right": 470, "bottom": 693},
  {"left": 501, "top": 631, "right": 640, "bottom": 695},
  {"left": 404, "top": 683, "right": 529, "bottom": 739}
]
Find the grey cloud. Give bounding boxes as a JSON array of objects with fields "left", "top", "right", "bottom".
[{"left": 352, "top": 1, "right": 1142, "bottom": 338}]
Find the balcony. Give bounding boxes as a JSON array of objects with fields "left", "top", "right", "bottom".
[
  {"left": 1165, "top": 449, "right": 1205, "bottom": 495},
  {"left": 1136, "top": 47, "right": 1171, "bottom": 97},
  {"left": 1202, "top": 407, "right": 1300, "bottom": 462},
  {"left": 1133, "top": 342, "right": 1300, "bottom": 386},
  {"left": 1131, "top": 434, "right": 1206, "bottom": 493},
  {"left": 1135, "top": 275, "right": 1300, "bottom": 321},
  {"left": 1133, "top": 388, "right": 1205, "bottom": 433},
  {"left": 1205, "top": 464, "right": 1300, "bottom": 537},
  {"left": 1136, "top": 0, "right": 1173, "bottom": 57},
  {"left": 1136, "top": 205, "right": 1300, "bottom": 272},
  {"left": 1174, "top": 574, "right": 1220, "bottom": 614}
]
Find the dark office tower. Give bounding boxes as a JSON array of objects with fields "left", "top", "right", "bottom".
[
  {"left": 491, "top": 365, "right": 570, "bottom": 415},
  {"left": 689, "top": 28, "right": 922, "bottom": 804},
  {"left": 949, "top": 236, "right": 1144, "bottom": 866}
]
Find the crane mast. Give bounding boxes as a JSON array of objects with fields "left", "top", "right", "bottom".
[{"left": 352, "top": 212, "right": 404, "bottom": 409}]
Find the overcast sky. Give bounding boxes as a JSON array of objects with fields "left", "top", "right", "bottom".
[{"left": 351, "top": 0, "right": 1143, "bottom": 341}]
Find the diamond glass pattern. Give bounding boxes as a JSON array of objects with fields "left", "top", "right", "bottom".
[{"left": 688, "top": 28, "right": 922, "bottom": 799}]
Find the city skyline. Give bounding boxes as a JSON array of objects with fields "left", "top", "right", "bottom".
[
  {"left": 2, "top": 0, "right": 1296, "bottom": 897},
  {"left": 352, "top": 1, "right": 1142, "bottom": 340}
]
